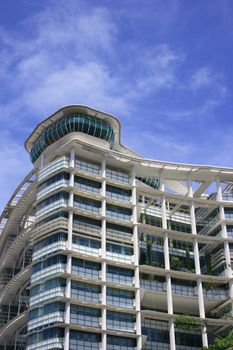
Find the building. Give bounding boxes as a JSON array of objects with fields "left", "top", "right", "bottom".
[{"left": 0, "top": 105, "right": 232, "bottom": 350}]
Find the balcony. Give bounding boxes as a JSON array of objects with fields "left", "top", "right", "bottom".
[
  {"left": 106, "top": 273, "right": 133, "bottom": 286},
  {"left": 27, "top": 311, "right": 65, "bottom": 331},
  {"left": 106, "top": 296, "right": 134, "bottom": 309},
  {"left": 74, "top": 202, "right": 101, "bottom": 215},
  {"left": 29, "top": 287, "right": 65, "bottom": 307},
  {"left": 106, "top": 251, "right": 133, "bottom": 264},
  {"left": 71, "top": 290, "right": 100, "bottom": 303},
  {"left": 36, "top": 200, "right": 68, "bottom": 219},
  {"left": 74, "top": 182, "right": 101, "bottom": 195},
  {"left": 32, "top": 242, "right": 67, "bottom": 261},
  {"left": 75, "top": 159, "right": 100, "bottom": 176},
  {"left": 38, "top": 156, "right": 69, "bottom": 182},
  {"left": 70, "top": 339, "right": 100, "bottom": 350},
  {"left": 106, "top": 210, "right": 132, "bottom": 222},
  {"left": 70, "top": 314, "right": 100, "bottom": 328},
  {"left": 72, "top": 266, "right": 100, "bottom": 280},
  {"left": 27, "top": 337, "right": 64, "bottom": 350},
  {"left": 107, "top": 320, "right": 135, "bottom": 332},
  {"left": 31, "top": 263, "right": 66, "bottom": 284},
  {"left": 73, "top": 220, "right": 101, "bottom": 236},
  {"left": 72, "top": 244, "right": 100, "bottom": 257},
  {"left": 37, "top": 180, "right": 69, "bottom": 200}
]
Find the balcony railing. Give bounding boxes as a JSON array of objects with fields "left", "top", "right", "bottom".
[
  {"left": 106, "top": 296, "right": 134, "bottom": 308},
  {"left": 73, "top": 220, "right": 101, "bottom": 235},
  {"left": 38, "top": 156, "right": 69, "bottom": 182},
  {"left": 74, "top": 202, "right": 100, "bottom": 214},
  {"left": 70, "top": 315, "right": 100, "bottom": 328},
  {"left": 106, "top": 251, "right": 133, "bottom": 264},
  {"left": 29, "top": 287, "right": 65, "bottom": 307},
  {"left": 107, "top": 320, "right": 135, "bottom": 332},
  {"left": 71, "top": 290, "right": 100, "bottom": 303},
  {"left": 106, "top": 273, "right": 133, "bottom": 286},
  {"left": 72, "top": 244, "right": 100, "bottom": 257},
  {"left": 71, "top": 266, "right": 100, "bottom": 280},
  {"left": 32, "top": 242, "right": 67, "bottom": 261},
  {"left": 27, "top": 311, "right": 65, "bottom": 331},
  {"left": 74, "top": 182, "right": 100, "bottom": 194},
  {"left": 27, "top": 337, "right": 64, "bottom": 350},
  {"left": 36, "top": 200, "right": 68, "bottom": 219},
  {"left": 37, "top": 180, "right": 69, "bottom": 200},
  {"left": 31, "top": 264, "right": 66, "bottom": 284},
  {"left": 106, "top": 211, "right": 132, "bottom": 222}
]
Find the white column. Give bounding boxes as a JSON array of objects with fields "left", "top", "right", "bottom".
[
  {"left": 187, "top": 177, "right": 208, "bottom": 348},
  {"left": 67, "top": 149, "right": 75, "bottom": 250},
  {"left": 131, "top": 165, "right": 142, "bottom": 350},
  {"left": 160, "top": 172, "right": 176, "bottom": 350},
  {"left": 64, "top": 148, "right": 75, "bottom": 350},
  {"left": 216, "top": 178, "right": 233, "bottom": 315},
  {"left": 101, "top": 158, "right": 107, "bottom": 350},
  {"left": 64, "top": 255, "right": 72, "bottom": 350}
]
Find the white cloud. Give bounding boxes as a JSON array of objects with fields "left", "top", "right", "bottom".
[{"left": 0, "top": 131, "right": 31, "bottom": 212}]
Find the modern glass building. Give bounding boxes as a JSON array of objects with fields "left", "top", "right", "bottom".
[{"left": 0, "top": 105, "right": 232, "bottom": 350}]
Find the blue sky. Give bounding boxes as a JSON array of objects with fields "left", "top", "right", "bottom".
[{"left": 1, "top": 0, "right": 233, "bottom": 211}]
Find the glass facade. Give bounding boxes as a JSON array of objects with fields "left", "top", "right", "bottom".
[
  {"left": 30, "top": 113, "right": 115, "bottom": 162},
  {"left": 1, "top": 106, "right": 233, "bottom": 350}
]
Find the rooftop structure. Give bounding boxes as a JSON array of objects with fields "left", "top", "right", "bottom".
[{"left": 0, "top": 105, "right": 233, "bottom": 350}]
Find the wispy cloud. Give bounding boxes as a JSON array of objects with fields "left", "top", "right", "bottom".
[{"left": 0, "top": 0, "right": 230, "bottom": 213}]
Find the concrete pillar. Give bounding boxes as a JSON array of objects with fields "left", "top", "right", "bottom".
[
  {"left": 187, "top": 176, "right": 208, "bottom": 348},
  {"left": 101, "top": 157, "right": 107, "bottom": 350},
  {"left": 160, "top": 171, "right": 176, "bottom": 350},
  {"left": 216, "top": 178, "right": 233, "bottom": 315},
  {"left": 131, "top": 165, "right": 142, "bottom": 350}
]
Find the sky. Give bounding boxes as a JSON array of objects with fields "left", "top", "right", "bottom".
[{"left": 1, "top": 0, "right": 233, "bottom": 211}]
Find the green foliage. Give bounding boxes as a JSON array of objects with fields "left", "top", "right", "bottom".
[
  {"left": 204, "top": 330, "right": 233, "bottom": 349},
  {"left": 174, "top": 315, "right": 203, "bottom": 331},
  {"left": 170, "top": 256, "right": 183, "bottom": 271}
]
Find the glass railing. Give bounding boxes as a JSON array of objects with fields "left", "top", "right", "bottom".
[
  {"left": 203, "top": 289, "right": 228, "bottom": 300},
  {"left": 106, "top": 251, "right": 133, "bottom": 264},
  {"left": 107, "top": 320, "right": 135, "bottom": 332},
  {"left": 37, "top": 180, "right": 69, "bottom": 200},
  {"left": 144, "top": 342, "right": 169, "bottom": 350},
  {"left": 27, "top": 311, "right": 65, "bottom": 331},
  {"left": 106, "top": 191, "right": 131, "bottom": 202},
  {"left": 38, "top": 156, "right": 69, "bottom": 182},
  {"left": 106, "top": 169, "right": 130, "bottom": 184},
  {"left": 31, "top": 264, "right": 66, "bottom": 284},
  {"left": 74, "top": 202, "right": 100, "bottom": 214},
  {"left": 72, "top": 244, "right": 100, "bottom": 257},
  {"left": 75, "top": 160, "right": 100, "bottom": 175},
  {"left": 70, "top": 340, "right": 100, "bottom": 350},
  {"left": 29, "top": 287, "right": 65, "bottom": 307},
  {"left": 32, "top": 242, "right": 67, "bottom": 261},
  {"left": 71, "top": 266, "right": 100, "bottom": 280},
  {"left": 70, "top": 315, "right": 100, "bottom": 328},
  {"left": 107, "top": 346, "right": 136, "bottom": 350},
  {"left": 140, "top": 280, "right": 164, "bottom": 292},
  {"left": 71, "top": 290, "right": 100, "bottom": 303},
  {"left": 106, "top": 296, "right": 134, "bottom": 308},
  {"left": 36, "top": 200, "right": 68, "bottom": 219},
  {"left": 106, "top": 228, "right": 132, "bottom": 242},
  {"left": 106, "top": 211, "right": 131, "bottom": 222},
  {"left": 73, "top": 220, "right": 101, "bottom": 235},
  {"left": 106, "top": 273, "right": 133, "bottom": 286},
  {"left": 74, "top": 182, "right": 100, "bottom": 194},
  {"left": 27, "top": 337, "right": 64, "bottom": 350}
]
